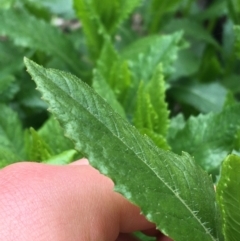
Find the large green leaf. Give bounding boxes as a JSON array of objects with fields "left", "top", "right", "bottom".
[
  {"left": 168, "top": 105, "right": 240, "bottom": 174},
  {"left": 0, "top": 8, "right": 82, "bottom": 76},
  {"left": 217, "top": 154, "right": 240, "bottom": 241},
  {"left": 25, "top": 58, "right": 222, "bottom": 241}
]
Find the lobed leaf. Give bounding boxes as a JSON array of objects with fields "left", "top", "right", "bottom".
[
  {"left": 217, "top": 154, "right": 240, "bottom": 241},
  {"left": 25, "top": 58, "right": 222, "bottom": 241}
]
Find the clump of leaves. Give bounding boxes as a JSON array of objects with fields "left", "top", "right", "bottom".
[{"left": 1, "top": 0, "right": 240, "bottom": 240}]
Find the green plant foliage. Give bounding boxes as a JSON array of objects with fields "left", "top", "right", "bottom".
[
  {"left": 134, "top": 64, "right": 170, "bottom": 149},
  {"left": 0, "top": 8, "right": 82, "bottom": 76},
  {"left": 26, "top": 127, "right": 52, "bottom": 161},
  {"left": 0, "top": 104, "right": 26, "bottom": 165},
  {"left": 74, "top": 0, "right": 141, "bottom": 59},
  {"left": 148, "top": 0, "right": 180, "bottom": 33},
  {"left": 169, "top": 81, "right": 228, "bottom": 113},
  {"left": 234, "top": 26, "right": 240, "bottom": 58},
  {"left": 0, "top": 75, "right": 19, "bottom": 102},
  {"left": 217, "top": 154, "right": 240, "bottom": 241},
  {"left": 25, "top": 58, "right": 221, "bottom": 241},
  {"left": 228, "top": 0, "right": 240, "bottom": 24},
  {"left": 37, "top": 116, "right": 75, "bottom": 155},
  {"left": 168, "top": 105, "right": 240, "bottom": 175},
  {"left": 44, "top": 150, "right": 77, "bottom": 165},
  {"left": 92, "top": 69, "right": 126, "bottom": 118},
  {"left": 164, "top": 19, "right": 220, "bottom": 49},
  {"left": 2, "top": 1, "right": 240, "bottom": 240},
  {"left": 121, "top": 32, "right": 184, "bottom": 81}
]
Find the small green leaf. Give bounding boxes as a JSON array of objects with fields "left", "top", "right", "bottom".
[
  {"left": 168, "top": 105, "right": 240, "bottom": 174},
  {"left": 134, "top": 65, "right": 169, "bottom": 149},
  {"left": 25, "top": 58, "right": 222, "bottom": 241},
  {"left": 217, "top": 154, "right": 240, "bottom": 241},
  {"left": 27, "top": 127, "right": 52, "bottom": 161},
  {"left": 44, "top": 150, "right": 77, "bottom": 165}
]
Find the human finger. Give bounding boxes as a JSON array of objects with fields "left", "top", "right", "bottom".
[{"left": 0, "top": 161, "right": 154, "bottom": 241}]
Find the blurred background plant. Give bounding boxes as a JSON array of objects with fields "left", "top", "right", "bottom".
[{"left": 1, "top": 0, "right": 240, "bottom": 182}]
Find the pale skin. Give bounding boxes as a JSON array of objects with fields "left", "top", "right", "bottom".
[{"left": 0, "top": 159, "right": 172, "bottom": 241}]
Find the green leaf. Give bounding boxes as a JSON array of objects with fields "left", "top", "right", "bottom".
[
  {"left": 121, "top": 32, "right": 184, "bottom": 81},
  {"left": 171, "top": 48, "right": 202, "bottom": 79},
  {"left": 74, "top": 0, "right": 141, "bottom": 59},
  {"left": 0, "top": 8, "right": 82, "bottom": 76},
  {"left": 26, "top": 127, "right": 52, "bottom": 161},
  {"left": 97, "top": 40, "right": 119, "bottom": 80},
  {"left": 0, "top": 104, "right": 25, "bottom": 160},
  {"left": 217, "top": 154, "right": 240, "bottom": 241},
  {"left": 92, "top": 69, "right": 126, "bottom": 118},
  {"left": 38, "top": 116, "right": 74, "bottom": 155},
  {"left": 164, "top": 19, "right": 220, "bottom": 49},
  {"left": 169, "top": 81, "right": 228, "bottom": 113},
  {"left": 168, "top": 105, "right": 240, "bottom": 174},
  {"left": 134, "top": 65, "right": 170, "bottom": 149},
  {"left": 228, "top": 0, "right": 240, "bottom": 24},
  {"left": 91, "top": 0, "right": 141, "bottom": 33},
  {"left": 0, "top": 147, "right": 20, "bottom": 168},
  {"left": 25, "top": 58, "right": 222, "bottom": 241},
  {"left": 148, "top": 0, "right": 180, "bottom": 33},
  {"left": 167, "top": 114, "right": 186, "bottom": 141},
  {"left": 44, "top": 149, "right": 77, "bottom": 165},
  {"left": 0, "top": 75, "right": 19, "bottom": 102},
  {"left": 0, "top": 40, "right": 24, "bottom": 76},
  {"left": 74, "top": 0, "right": 104, "bottom": 59}
]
